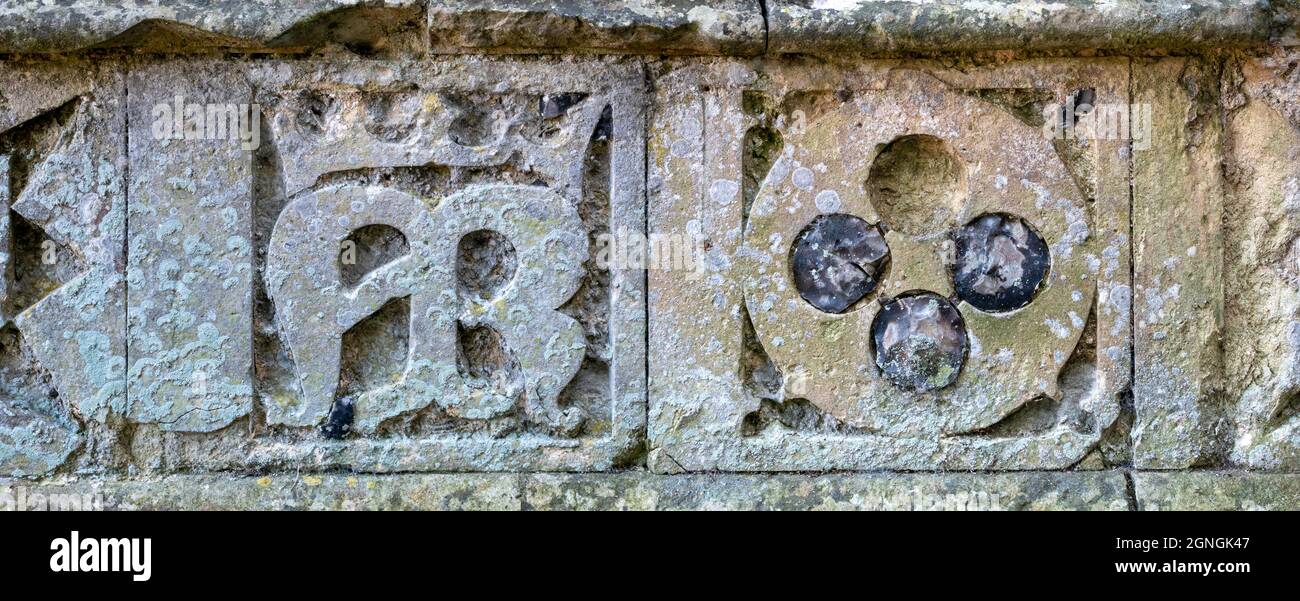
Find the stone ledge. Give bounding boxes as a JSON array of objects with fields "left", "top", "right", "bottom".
[
  {"left": 0, "top": 1, "right": 1289, "bottom": 56},
  {"left": 2, "top": 472, "right": 1135, "bottom": 510},
  {"left": 767, "top": 0, "right": 1278, "bottom": 56},
  {"left": 1133, "top": 472, "right": 1300, "bottom": 511},
  {"left": 0, "top": 0, "right": 428, "bottom": 55},
  {"left": 428, "top": 0, "right": 766, "bottom": 56},
  {"left": 8, "top": 472, "right": 1296, "bottom": 510}
]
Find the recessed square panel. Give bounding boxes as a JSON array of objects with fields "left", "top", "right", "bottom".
[
  {"left": 649, "top": 59, "right": 1132, "bottom": 471},
  {"left": 126, "top": 58, "right": 647, "bottom": 472}
]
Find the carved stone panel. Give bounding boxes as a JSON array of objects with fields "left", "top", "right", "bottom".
[
  {"left": 649, "top": 59, "right": 1131, "bottom": 471},
  {"left": 0, "top": 60, "right": 127, "bottom": 477},
  {"left": 129, "top": 57, "right": 647, "bottom": 472}
]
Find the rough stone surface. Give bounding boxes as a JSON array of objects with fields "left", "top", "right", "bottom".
[
  {"left": 2, "top": 474, "right": 522, "bottom": 511},
  {"left": 1222, "top": 50, "right": 1300, "bottom": 471},
  {"left": 429, "top": 0, "right": 765, "bottom": 56},
  {"left": 0, "top": 59, "right": 127, "bottom": 478},
  {"left": 767, "top": 0, "right": 1275, "bottom": 56},
  {"left": 201, "top": 56, "right": 645, "bottom": 473},
  {"left": 524, "top": 472, "right": 1131, "bottom": 510},
  {"left": 0, "top": 1, "right": 427, "bottom": 55},
  {"left": 267, "top": 184, "right": 588, "bottom": 432},
  {"left": 1, "top": 471, "right": 1130, "bottom": 510},
  {"left": 126, "top": 60, "right": 254, "bottom": 433},
  {"left": 1134, "top": 472, "right": 1300, "bottom": 511},
  {"left": 0, "top": 2, "right": 1292, "bottom": 56},
  {"left": 1133, "top": 53, "right": 1300, "bottom": 471},
  {"left": 651, "top": 59, "right": 1129, "bottom": 472},
  {"left": 2, "top": 4, "right": 1300, "bottom": 509}
]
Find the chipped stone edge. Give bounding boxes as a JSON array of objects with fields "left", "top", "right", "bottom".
[
  {"left": 0, "top": 1, "right": 1293, "bottom": 56},
  {"left": 0, "top": 471, "right": 1147, "bottom": 510}
]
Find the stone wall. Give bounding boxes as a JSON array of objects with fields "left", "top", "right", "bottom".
[{"left": 0, "top": 1, "right": 1298, "bottom": 510}]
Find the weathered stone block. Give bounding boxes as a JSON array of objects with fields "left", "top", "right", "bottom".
[
  {"left": 428, "top": 0, "right": 765, "bottom": 56},
  {"left": 126, "top": 60, "right": 255, "bottom": 433},
  {"left": 524, "top": 472, "right": 1130, "bottom": 511},
  {"left": 1133, "top": 53, "right": 1300, "bottom": 470},
  {"left": 129, "top": 57, "right": 648, "bottom": 472},
  {"left": 6, "top": 473, "right": 522, "bottom": 510},
  {"left": 1134, "top": 472, "right": 1300, "bottom": 511},
  {"left": 0, "top": 59, "right": 127, "bottom": 477},
  {"left": 3, "top": 1, "right": 1300, "bottom": 511},
  {"left": 2, "top": 471, "right": 1129, "bottom": 510},
  {"left": 0, "top": 0, "right": 427, "bottom": 55},
  {"left": 649, "top": 59, "right": 1131, "bottom": 471},
  {"left": 765, "top": 0, "right": 1273, "bottom": 56}
]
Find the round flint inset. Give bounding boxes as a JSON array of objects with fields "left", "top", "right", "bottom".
[
  {"left": 872, "top": 293, "right": 967, "bottom": 391},
  {"left": 954, "top": 213, "right": 1050, "bottom": 313},
  {"left": 791, "top": 213, "right": 890, "bottom": 314}
]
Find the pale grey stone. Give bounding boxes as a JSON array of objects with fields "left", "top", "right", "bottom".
[
  {"left": 2, "top": 474, "right": 522, "bottom": 511},
  {"left": 267, "top": 184, "right": 588, "bottom": 433},
  {"left": 137, "top": 57, "right": 649, "bottom": 472},
  {"left": 0, "top": 59, "right": 97, "bottom": 136},
  {"left": 0, "top": 153, "right": 82, "bottom": 478},
  {"left": 525, "top": 472, "right": 1131, "bottom": 511},
  {"left": 428, "top": 0, "right": 764, "bottom": 56},
  {"left": 0, "top": 1, "right": 1289, "bottom": 56},
  {"left": 126, "top": 60, "right": 254, "bottom": 432},
  {"left": 0, "top": 471, "right": 1131, "bottom": 511},
  {"left": 766, "top": 0, "right": 1275, "bottom": 57},
  {"left": 4, "top": 8, "right": 1300, "bottom": 508},
  {"left": 11, "top": 71, "right": 128, "bottom": 426},
  {"left": 0, "top": 61, "right": 127, "bottom": 477},
  {"left": 1134, "top": 472, "right": 1300, "bottom": 511},
  {"left": 0, "top": 1, "right": 426, "bottom": 55}
]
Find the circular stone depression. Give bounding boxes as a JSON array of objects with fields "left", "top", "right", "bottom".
[
  {"left": 953, "top": 213, "right": 1051, "bottom": 313},
  {"left": 871, "top": 292, "right": 968, "bottom": 391},
  {"left": 790, "top": 213, "right": 890, "bottom": 314},
  {"left": 866, "top": 134, "right": 965, "bottom": 238}
]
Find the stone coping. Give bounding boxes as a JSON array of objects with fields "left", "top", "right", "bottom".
[
  {"left": 0, "top": 1, "right": 1287, "bottom": 56},
  {"left": 1, "top": 472, "right": 1295, "bottom": 511}
]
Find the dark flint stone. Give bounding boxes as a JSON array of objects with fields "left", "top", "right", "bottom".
[
  {"left": 872, "top": 293, "right": 967, "bottom": 391},
  {"left": 791, "top": 213, "right": 889, "bottom": 314},
  {"left": 954, "top": 213, "right": 1050, "bottom": 313}
]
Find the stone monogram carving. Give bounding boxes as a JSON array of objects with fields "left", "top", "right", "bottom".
[
  {"left": 215, "top": 58, "right": 645, "bottom": 472},
  {"left": 266, "top": 183, "right": 588, "bottom": 433},
  {"left": 0, "top": 58, "right": 651, "bottom": 475}
]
